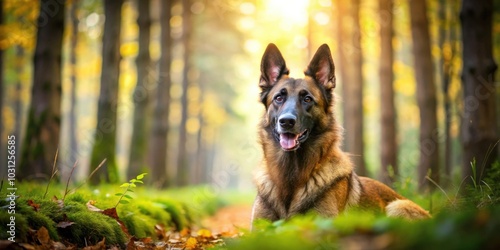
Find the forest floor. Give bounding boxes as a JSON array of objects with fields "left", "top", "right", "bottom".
[{"left": 201, "top": 204, "right": 252, "bottom": 234}]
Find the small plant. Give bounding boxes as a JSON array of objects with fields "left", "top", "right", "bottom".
[{"left": 114, "top": 173, "right": 147, "bottom": 208}]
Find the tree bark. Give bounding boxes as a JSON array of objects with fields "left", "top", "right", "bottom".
[
  {"left": 460, "top": 0, "right": 498, "bottom": 184},
  {"left": 19, "top": 0, "right": 65, "bottom": 180},
  {"left": 438, "top": 0, "right": 458, "bottom": 181},
  {"left": 409, "top": 0, "right": 440, "bottom": 191},
  {"left": 68, "top": 0, "right": 79, "bottom": 177},
  {"left": 148, "top": 0, "right": 172, "bottom": 187},
  {"left": 378, "top": 0, "right": 398, "bottom": 185},
  {"left": 0, "top": 0, "right": 4, "bottom": 179},
  {"left": 128, "top": 0, "right": 152, "bottom": 180},
  {"left": 90, "top": 0, "right": 123, "bottom": 184},
  {"left": 177, "top": 0, "right": 191, "bottom": 186},
  {"left": 336, "top": 0, "right": 367, "bottom": 176}
]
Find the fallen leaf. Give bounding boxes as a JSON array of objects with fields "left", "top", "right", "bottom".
[
  {"left": 56, "top": 220, "right": 75, "bottom": 228},
  {"left": 102, "top": 207, "right": 119, "bottom": 220},
  {"left": 180, "top": 228, "right": 190, "bottom": 237},
  {"left": 197, "top": 229, "right": 212, "bottom": 238},
  {"left": 86, "top": 200, "right": 102, "bottom": 212},
  {"left": 36, "top": 227, "right": 51, "bottom": 245},
  {"left": 82, "top": 238, "right": 105, "bottom": 250},
  {"left": 27, "top": 200, "right": 40, "bottom": 212},
  {"left": 140, "top": 237, "right": 152, "bottom": 244},
  {"left": 185, "top": 237, "right": 197, "bottom": 249},
  {"left": 101, "top": 207, "right": 130, "bottom": 237}
]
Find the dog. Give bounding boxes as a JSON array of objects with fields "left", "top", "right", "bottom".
[{"left": 251, "top": 43, "right": 430, "bottom": 224}]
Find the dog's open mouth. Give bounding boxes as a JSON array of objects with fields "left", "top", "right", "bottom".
[{"left": 279, "top": 130, "right": 308, "bottom": 151}]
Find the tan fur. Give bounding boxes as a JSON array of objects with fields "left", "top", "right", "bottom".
[{"left": 252, "top": 44, "right": 430, "bottom": 225}]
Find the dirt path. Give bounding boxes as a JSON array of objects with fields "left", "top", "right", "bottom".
[{"left": 201, "top": 204, "right": 253, "bottom": 234}]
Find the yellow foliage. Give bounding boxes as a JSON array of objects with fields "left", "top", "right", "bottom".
[
  {"left": 393, "top": 61, "right": 416, "bottom": 96},
  {"left": 185, "top": 237, "right": 197, "bottom": 249},
  {"left": 120, "top": 42, "right": 138, "bottom": 58}
]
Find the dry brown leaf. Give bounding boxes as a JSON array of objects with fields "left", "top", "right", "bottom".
[
  {"left": 180, "top": 228, "right": 190, "bottom": 237},
  {"left": 86, "top": 200, "right": 103, "bottom": 212},
  {"left": 56, "top": 220, "right": 75, "bottom": 228},
  {"left": 82, "top": 238, "right": 105, "bottom": 250},
  {"left": 27, "top": 200, "right": 40, "bottom": 212},
  {"left": 36, "top": 227, "right": 51, "bottom": 245}
]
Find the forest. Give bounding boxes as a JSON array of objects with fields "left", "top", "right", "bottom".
[{"left": 0, "top": 0, "right": 499, "bottom": 249}]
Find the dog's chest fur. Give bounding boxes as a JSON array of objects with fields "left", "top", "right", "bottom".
[{"left": 254, "top": 155, "right": 360, "bottom": 219}]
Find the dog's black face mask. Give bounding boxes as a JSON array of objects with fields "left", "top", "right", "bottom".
[{"left": 259, "top": 43, "right": 336, "bottom": 151}]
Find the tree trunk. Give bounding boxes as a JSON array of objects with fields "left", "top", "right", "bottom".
[
  {"left": 336, "top": 0, "right": 367, "bottom": 176},
  {"left": 13, "top": 46, "right": 25, "bottom": 164},
  {"left": 409, "top": 0, "right": 440, "bottom": 191},
  {"left": 0, "top": 0, "right": 4, "bottom": 179},
  {"left": 19, "top": 0, "right": 65, "bottom": 181},
  {"left": 438, "top": 0, "right": 457, "bottom": 182},
  {"left": 460, "top": 0, "right": 498, "bottom": 184},
  {"left": 176, "top": 0, "right": 191, "bottom": 186},
  {"left": 148, "top": 0, "right": 171, "bottom": 188},
  {"left": 128, "top": 0, "right": 152, "bottom": 180},
  {"left": 89, "top": 0, "right": 123, "bottom": 184},
  {"left": 378, "top": 0, "right": 398, "bottom": 185},
  {"left": 67, "top": 0, "right": 79, "bottom": 178}
]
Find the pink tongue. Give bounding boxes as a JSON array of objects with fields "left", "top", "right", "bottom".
[{"left": 280, "top": 133, "right": 298, "bottom": 150}]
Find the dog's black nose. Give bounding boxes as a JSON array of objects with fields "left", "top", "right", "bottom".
[{"left": 279, "top": 114, "right": 296, "bottom": 129}]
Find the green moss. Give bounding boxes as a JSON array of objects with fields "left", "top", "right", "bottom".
[
  {"left": 155, "top": 198, "right": 189, "bottom": 230},
  {"left": 0, "top": 211, "right": 29, "bottom": 242},
  {"left": 62, "top": 210, "right": 126, "bottom": 247},
  {"left": 16, "top": 201, "right": 59, "bottom": 241},
  {"left": 38, "top": 200, "right": 64, "bottom": 222},
  {"left": 136, "top": 201, "right": 172, "bottom": 224},
  {"left": 120, "top": 209, "right": 156, "bottom": 238}
]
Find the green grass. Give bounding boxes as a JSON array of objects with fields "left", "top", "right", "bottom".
[{"left": 0, "top": 182, "right": 224, "bottom": 247}]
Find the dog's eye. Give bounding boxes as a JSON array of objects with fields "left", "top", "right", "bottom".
[
  {"left": 275, "top": 95, "right": 284, "bottom": 104},
  {"left": 304, "top": 96, "right": 313, "bottom": 103}
]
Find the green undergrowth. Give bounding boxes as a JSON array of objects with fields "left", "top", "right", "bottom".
[
  {"left": 0, "top": 182, "right": 224, "bottom": 247},
  {"left": 224, "top": 205, "right": 500, "bottom": 249},
  {"left": 224, "top": 160, "right": 500, "bottom": 249}
]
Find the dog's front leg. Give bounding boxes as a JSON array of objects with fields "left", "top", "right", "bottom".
[{"left": 250, "top": 195, "right": 279, "bottom": 230}]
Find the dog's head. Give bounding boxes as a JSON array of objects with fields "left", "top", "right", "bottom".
[{"left": 259, "top": 43, "right": 336, "bottom": 151}]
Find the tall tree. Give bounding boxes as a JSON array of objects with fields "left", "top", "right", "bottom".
[
  {"left": 409, "top": 0, "right": 439, "bottom": 190},
  {"left": 148, "top": 0, "right": 172, "bottom": 187},
  {"left": 89, "top": 0, "right": 123, "bottom": 184},
  {"left": 378, "top": 0, "right": 397, "bottom": 185},
  {"left": 0, "top": 0, "right": 4, "bottom": 178},
  {"left": 128, "top": 0, "right": 152, "bottom": 180},
  {"left": 460, "top": 0, "right": 498, "bottom": 184},
  {"left": 336, "top": 0, "right": 367, "bottom": 176},
  {"left": 438, "top": 0, "right": 458, "bottom": 180},
  {"left": 177, "top": 0, "right": 192, "bottom": 186},
  {"left": 19, "top": 0, "right": 65, "bottom": 180},
  {"left": 68, "top": 0, "right": 79, "bottom": 172}
]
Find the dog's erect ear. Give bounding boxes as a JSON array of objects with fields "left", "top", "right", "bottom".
[
  {"left": 259, "top": 43, "right": 289, "bottom": 89},
  {"left": 305, "top": 44, "right": 335, "bottom": 89}
]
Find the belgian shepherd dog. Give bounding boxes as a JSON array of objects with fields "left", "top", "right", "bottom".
[{"left": 251, "top": 43, "right": 430, "bottom": 223}]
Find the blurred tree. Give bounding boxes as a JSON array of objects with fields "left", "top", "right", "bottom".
[
  {"left": 438, "top": 0, "right": 458, "bottom": 180},
  {"left": 409, "top": 0, "right": 439, "bottom": 190},
  {"left": 336, "top": 0, "right": 367, "bottom": 176},
  {"left": 148, "top": 0, "right": 172, "bottom": 188},
  {"left": 460, "top": 0, "right": 498, "bottom": 184},
  {"left": 0, "top": 0, "right": 4, "bottom": 178},
  {"left": 89, "top": 0, "right": 123, "bottom": 184},
  {"left": 19, "top": 0, "right": 65, "bottom": 180},
  {"left": 128, "top": 0, "right": 152, "bottom": 180},
  {"left": 68, "top": 0, "right": 79, "bottom": 171},
  {"left": 177, "top": 0, "right": 192, "bottom": 186},
  {"left": 378, "top": 0, "right": 397, "bottom": 185}
]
